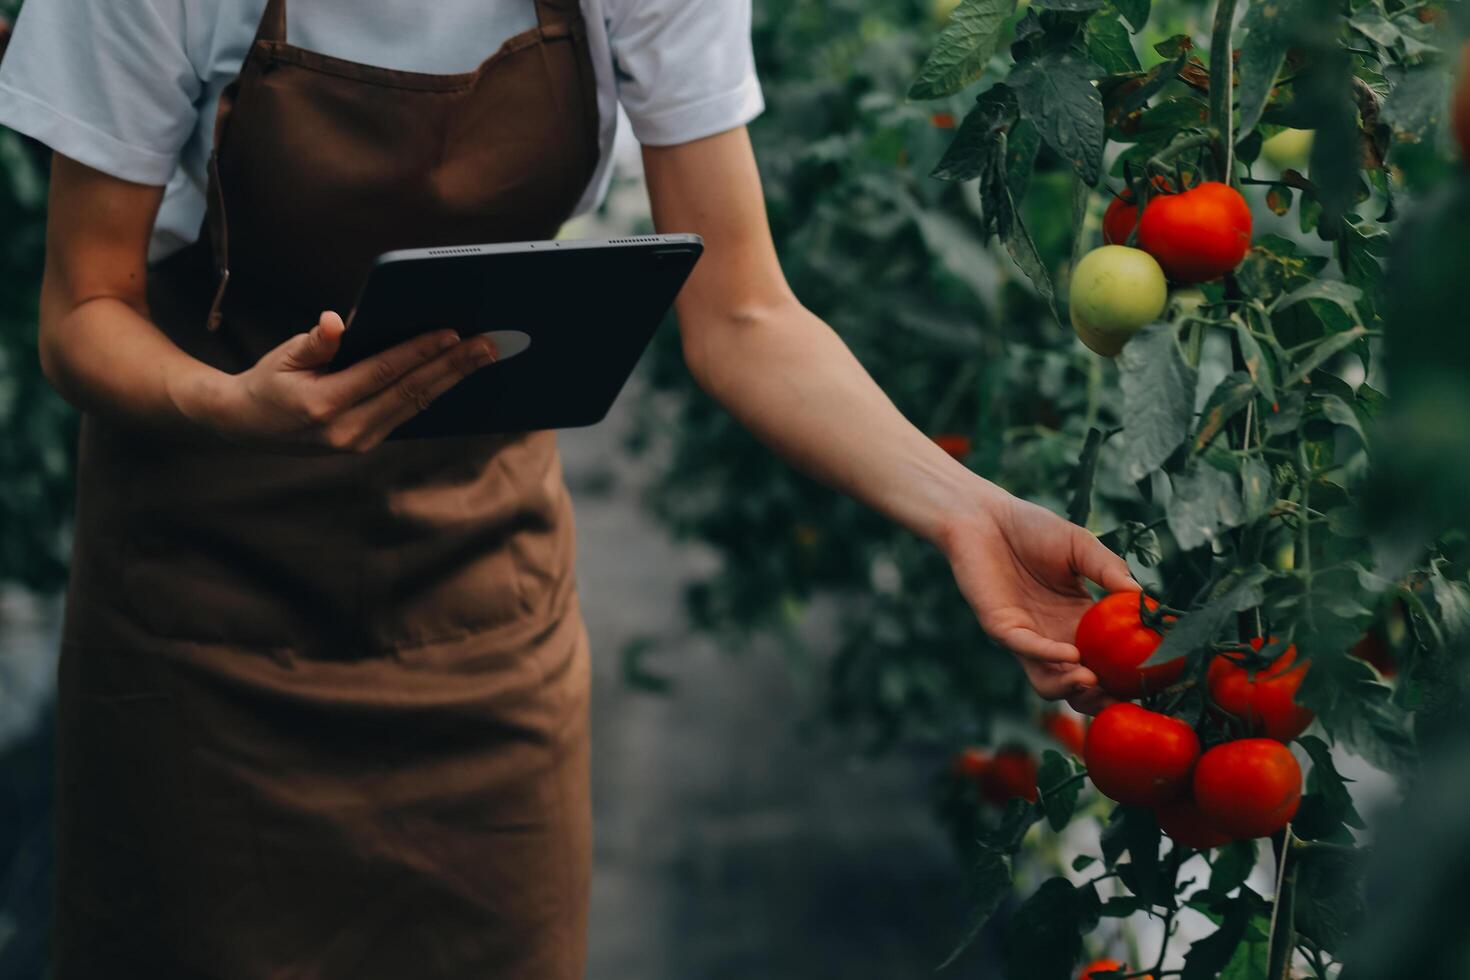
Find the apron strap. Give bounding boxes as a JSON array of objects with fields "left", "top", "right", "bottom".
[
  {"left": 534, "top": 0, "right": 583, "bottom": 30},
  {"left": 254, "top": 0, "right": 288, "bottom": 46}
]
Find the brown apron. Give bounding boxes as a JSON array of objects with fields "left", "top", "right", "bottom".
[{"left": 53, "top": 0, "right": 599, "bottom": 976}]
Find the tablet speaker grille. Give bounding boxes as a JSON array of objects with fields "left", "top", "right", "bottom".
[
  {"left": 426, "top": 246, "right": 484, "bottom": 255},
  {"left": 608, "top": 237, "right": 660, "bottom": 244}
]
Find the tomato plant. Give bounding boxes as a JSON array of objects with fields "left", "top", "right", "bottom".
[{"left": 631, "top": 0, "right": 1470, "bottom": 975}]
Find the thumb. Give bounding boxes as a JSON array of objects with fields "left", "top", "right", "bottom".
[{"left": 281, "top": 311, "right": 346, "bottom": 370}]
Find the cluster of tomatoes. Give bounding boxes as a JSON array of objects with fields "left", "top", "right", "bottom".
[
  {"left": 950, "top": 710, "right": 1088, "bottom": 807},
  {"left": 1076, "top": 592, "right": 1310, "bottom": 847},
  {"left": 1070, "top": 178, "right": 1252, "bottom": 358}
]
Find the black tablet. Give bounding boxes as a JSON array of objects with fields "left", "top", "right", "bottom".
[{"left": 329, "top": 234, "right": 703, "bottom": 439}]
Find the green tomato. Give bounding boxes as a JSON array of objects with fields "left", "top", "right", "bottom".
[
  {"left": 1261, "top": 128, "right": 1314, "bottom": 170},
  {"left": 1069, "top": 245, "right": 1168, "bottom": 357}
]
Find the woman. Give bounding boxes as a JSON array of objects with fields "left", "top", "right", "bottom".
[{"left": 0, "top": 0, "right": 1134, "bottom": 976}]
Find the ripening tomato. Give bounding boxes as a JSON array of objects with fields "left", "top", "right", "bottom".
[
  {"left": 1069, "top": 246, "right": 1168, "bottom": 357},
  {"left": 1079, "top": 958, "right": 1150, "bottom": 980},
  {"left": 951, "top": 746, "right": 991, "bottom": 782},
  {"left": 1137, "top": 182, "right": 1252, "bottom": 284},
  {"left": 930, "top": 111, "right": 957, "bottom": 129},
  {"left": 1351, "top": 629, "right": 1397, "bottom": 678},
  {"left": 982, "top": 746, "right": 1039, "bottom": 805},
  {"left": 1102, "top": 176, "right": 1174, "bottom": 246},
  {"left": 1454, "top": 41, "right": 1470, "bottom": 163},
  {"left": 1154, "top": 793, "right": 1231, "bottom": 850},
  {"left": 1084, "top": 703, "right": 1200, "bottom": 807},
  {"left": 1193, "top": 738, "right": 1302, "bottom": 840},
  {"left": 1207, "top": 638, "right": 1314, "bottom": 742},
  {"left": 1041, "top": 710, "right": 1087, "bottom": 756},
  {"left": 933, "top": 433, "right": 972, "bottom": 459},
  {"left": 1075, "top": 592, "right": 1183, "bottom": 700}
]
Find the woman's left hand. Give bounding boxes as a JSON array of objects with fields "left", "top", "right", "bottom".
[{"left": 937, "top": 487, "right": 1140, "bottom": 715}]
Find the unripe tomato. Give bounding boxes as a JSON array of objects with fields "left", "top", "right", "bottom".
[
  {"left": 1206, "top": 638, "right": 1313, "bottom": 742},
  {"left": 1075, "top": 592, "right": 1183, "bottom": 700},
  {"left": 1193, "top": 738, "right": 1302, "bottom": 840},
  {"left": 982, "top": 746, "right": 1039, "bottom": 804},
  {"left": 1454, "top": 41, "right": 1470, "bottom": 164},
  {"left": 1260, "top": 128, "right": 1314, "bottom": 170},
  {"left": 1069, "top": 247, "right": 1167, "bottom": 357},
  {"left": 1137, "top": 182, "right": 1252, "bottom": 284},
  {"left": 1084, "top": 703, "right": 1200, "bottom": 806},
  {"left": 1041, "top": 710, "right": 1087, "bottom": 756},
  {"left": 951, "top": 746, "right": 991, "bottom": 782},
  {"left": 1079, "top": 958, "right": 1150, "bottom": 980},
  {"left": 1351, "top": 628, "right": 1396, "bottom": 678},
  {"left": 1154, "top": 793, "right": 1231, "bottom": 849},
  {"left": 933, "top": 433, "right": 972, "bottom": 459}
]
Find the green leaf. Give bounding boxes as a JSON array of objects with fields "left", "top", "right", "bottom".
[
  {"left": 1181, "top": 895, "right": 1253, "bottom": 980},
  {"left": 1289, "top": 326, "right": 1368, "bottom": 385},
  {"left": 1236, "top": 0, "right": 1297, "bottom": 137},
  {"left": 1272, "top": 279, "right": 1363, "bottom": 317},
  {"left": 1210, "top": 840, "right": 1258, "bottom": 895},
  {"left": 1293, "top": 734, "right": 1365, "bottom": 841},
  {"left": 1114, "top": 0, "right": 1150, "bottom": 32},
  {"left": 988, "top": 796, "right": 1045, "bottom": 852},
  {"left": 1011, "top": 52, "right": 1106, "bottom": 185},
  {"left": 1382, "top": 63, "right": 1452, "bottom": 145},
  {"left": 1072, "top": 854, "right": 1098, "bottom": 872},
  {"left": 1142, "top": 566, "right": 1270, "bottom": 667},
  {"left": 1349, "top": 8, "right": 1401, "bottom": 48},
  {"left": 1217, "top": 915, "right": 1271, "bottom": 980},
  {"left": 1106, "top": 806, "right": 1165, "bottom": 902},
  {"left": 1233, "top": 320, "right": 1277, "bottom": 408},
  {"left": 1005, "top": 117, "right": 1043, "bottom": 202},
  {"left": 1296, "top": 623, "right": 1415, "bottom": 773},
  {"left": 1240, "top": 457, "right": 1274, "bottom": 520},
  {"left": 1319, "top": 393, "right": 1366, "bottom": 445},
  {"left": 1001, "top": 189, "right": 1058, "bottom": 309},
  {"left": 1100, "top": 895, "right": 1144, "bottom": 917},
  {"left": 1086, "top": 14, "right": 1141, "bottom": 74},
  {"left": 1119, "top": 324, "right": 1196, "bottom": 482},
  {"left": 937, "top": 849, "right": 1013, "bottom": 970},
  {"left": 1003, "top": 878, "right": 1087, "bottom": 980},
  {"left": 1038, "top": 750, "right": 1081, "bottom": 831},
  {"left": 909, "top": 0, "right": 1019, "bottom": 100},
  {"left": 932, "top": 86, "right": 1016, "bottom": 182},
  {"left": 1195, "top": 371, "right": 1257, "bottom": 451},
  {"left": 1293, "top": 846, "right": 1367, "bottom": 955},
  {"left": 1167, "top": 463, "right": 1246, "bottom": 552},
  {"left": 1031, "top": 0, "right": 1104, "bottom": 9},
  {"left": 1067, "top": 426, "right": 1107, "bottom": 525}
]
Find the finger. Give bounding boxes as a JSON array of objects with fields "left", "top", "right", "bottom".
[
  {"left": 1066, "top": 685, "right": 1117, "bottom": 717},
  {"left": 1070, "top": 526, "right": 1140, "bottom": 594},
  {"left": 1024, "top": 662, "right": 1099, "bottom": 701},
  {"left": 323, "top": 328, "right": 464, "bottom": 405},
  {"left": 1001, "top": 627, "right": 1082, "bottom": 665},
  {"left": 280, "top": 311, "right": 348, "bottom": 370},
  {"left": 343, "top": 336, "right": 496, "bottom": 438}
]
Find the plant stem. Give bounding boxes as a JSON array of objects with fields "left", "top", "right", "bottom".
[
  {"left": 1146, "top": 132, "right": 1217, "bottom": 177},
  {"left": 1266, "top": 825, "right": 1300, "bottom": 980},
  {"left": 1209, "top": 0, "right": 1240, "bottom": 182}
]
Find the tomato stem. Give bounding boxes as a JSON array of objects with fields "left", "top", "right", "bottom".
[{"left": 1265, "top": 824, "right": 1300, "bottom": 980}]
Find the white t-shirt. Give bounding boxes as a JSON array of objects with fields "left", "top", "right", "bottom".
[{"left": 0, "top": 0, "right": 763, "bottom": 260}]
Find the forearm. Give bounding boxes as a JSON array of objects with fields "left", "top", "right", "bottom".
[
  {"left": 682, "top": 297, "right": 1000, "bottom": 547},
  {"left": 39, "top": 289, "right": 226, "bottom": 440}
]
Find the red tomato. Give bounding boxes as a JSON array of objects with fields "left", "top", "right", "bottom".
[
  {"left": 1154, "top": 793, "right": 1231, "bottom": 849},
  {"left": 1454, "top": 41, "right": 1470, "bottom": 163},
  {"left": 1351, "top": 629, "right": 1397, "bottom": 678},
  {"left": 1041, "top": 710, "right": 1087, "bottom": 756},
  {"left": 951, "top": 746, "right": 991, "bottom": 782},
  {"left": 933, "top": 433, "right": 972, "bottom": 459},
  {"left": 1075, "top": 592, "right": 1183, "bottom": 700},
  {"left": 1193, "top": 738, "right": 1302, "bottom": 840},
  {"left": 1207, "top": 638, "right": 1314, "bottom": 742},
  {"left": 1084, "top": 703, "right": 1200, "bottom": 806},
  {"left": 1137, "top": 182, "right": 1252, "bottom": 283},
  {"left": 1079, "top": 958, "right": 1150, "bottom": 980},
  {"left": 982, "top": 746, "right": 1039, "bottom": 804},
  {"left": 931, "top": 111, "right": 957, "bottom": 129}
]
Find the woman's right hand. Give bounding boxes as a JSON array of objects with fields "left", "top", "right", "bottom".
[{"left": 199, "top": 311, "right": 497, "bottom": 453}]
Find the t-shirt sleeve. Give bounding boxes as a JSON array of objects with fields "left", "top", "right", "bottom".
[
  {"left": 0, "top": 0, "right": 199, "bottom": 185},
  {"left": 605, "top": 0, "right": 764, "bottom": 147}
]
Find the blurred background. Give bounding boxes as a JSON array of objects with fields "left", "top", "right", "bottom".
[{"left": 3, "top": 0, "right": 1469, "bottom": 977}]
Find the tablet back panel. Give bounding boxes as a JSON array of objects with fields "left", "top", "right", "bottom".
[{"left": 331, "top": 236, "right": 702, "bottom": 438}]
